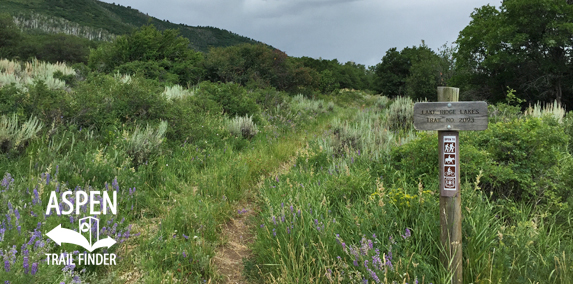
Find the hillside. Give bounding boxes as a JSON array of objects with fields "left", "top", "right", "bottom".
[{"left": 0, "top": 0, "right": 259, "bottom": 52}]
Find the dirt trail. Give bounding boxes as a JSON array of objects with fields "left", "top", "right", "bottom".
[
  {"left": 213, "top": 148, "right": 302, "bottom": 283},
  {"left": 212, "top": 200, "right": 257, "bottom": 283}
]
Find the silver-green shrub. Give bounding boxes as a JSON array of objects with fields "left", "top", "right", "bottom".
[
  {"left": 327, "top": 101, "right": 335, "bottom": 111},
  {"left": 290, "top": 94, "right": 327, "bottom": 114},
  {"left": 524, "top": 100, "right": 566, "bottom": 123},
  {"left": 227, "top": 115, "right": 259, "bottom": 139},
  {"left": 374, "top": 95, "right": 390, "bottom": 111},
  {"left": 386, "top": 96, "right": 414, "bottom": 131},
  {"left": 124, "top": 121, "right": 167, "bottom": 165},
  {"left": 0, "top": 114, "right": 43, "bottom": 153},
  {"left": 163, "top": 84, "right": 194, "bottom": 101},
  {"left": 0, "top": 59, "right": 74, "bottom": 91}
]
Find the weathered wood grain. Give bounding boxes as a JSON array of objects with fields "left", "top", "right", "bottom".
[
  {"left": 413, "top": 101, "right": 488, "bottom": 131},
  {"left": 437, "top": 87, "right": 463, "bottom": 284}
]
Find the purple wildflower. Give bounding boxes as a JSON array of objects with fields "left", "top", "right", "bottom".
[
  {"left": 4, "top": 260, "right": 9, "bottom": 272},
  {"left": 402, "top": 228, "right": 411, "bottom": 239},
  {"left": 369, "top": 269, "right": 381, "bottom": 283}
]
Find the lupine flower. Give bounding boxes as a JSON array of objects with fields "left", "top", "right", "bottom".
[
  {"left": 368, "top": 268, "right": 380, "bottom": 283},
  {"left": 272, "top": 216, "right": 276, "bottom": 225},
  {"left": 112, "top": 177, "right": 119, "bottom": 191},
  {"left": 4, "top": 260, "right": 9, "bottom": 272},
  {"left": 33, "top": 188, "right": 40, "bottom": 204},
  {"left": 182, "top": 252, "right": 187, "bottom": 258},
  {"left": 272, "top": 228, "right": 276, "bottom": 237},
  {"left": 183, "top": 234, "right": 189, "bottom": 240},
  {"left": 402, "top": 228, "right": 411, "bottom": 239}
]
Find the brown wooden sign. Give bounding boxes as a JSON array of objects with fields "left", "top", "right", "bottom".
[{"left": 413, "top": 101, "right": 488, "bottom": 131}]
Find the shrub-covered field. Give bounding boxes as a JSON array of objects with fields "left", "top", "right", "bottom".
[{"left": 0, "top": 21, "right": 572, "bottom": 284}]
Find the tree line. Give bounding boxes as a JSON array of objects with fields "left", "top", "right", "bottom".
[{"left": 2, "top": 0, "right": 572, "bottom": 108}]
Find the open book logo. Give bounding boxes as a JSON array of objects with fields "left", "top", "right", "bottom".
[{"left": 46, "top": 217, "right": 116, "bottom": 252}]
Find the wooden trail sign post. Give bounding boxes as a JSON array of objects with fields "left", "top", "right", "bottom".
[{"left": 413, "top": 87, "right": 488, "bottom": 284}]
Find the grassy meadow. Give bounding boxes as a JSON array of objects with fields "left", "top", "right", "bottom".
[{"left": 0, "top": 56, "right": 572, "bottom": 284}]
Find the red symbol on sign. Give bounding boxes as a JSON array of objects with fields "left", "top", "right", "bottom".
[
  {"left": 445, "top": 166, "right": 455, "bottom": 177},
  {"left": 445, "top": 143, "right": 455, "bottom": 153},
  {"left": 445, "top": 155, "right": 455, "bottom": 164},
  {"left": 444, "top": 177, "right": 456, "bottom": 189}
]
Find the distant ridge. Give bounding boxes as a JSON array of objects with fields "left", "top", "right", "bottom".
[{"left": 1, "top": 0, "right": 260, "bottom": 52}]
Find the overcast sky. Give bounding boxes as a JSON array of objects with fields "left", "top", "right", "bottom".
[{"left": 100, "top": 0, "right": 500, "bottom": 67}]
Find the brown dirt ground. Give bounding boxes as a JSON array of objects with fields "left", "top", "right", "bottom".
[{"left": 212, "top": 201, "right": 257, "bottom": 284}]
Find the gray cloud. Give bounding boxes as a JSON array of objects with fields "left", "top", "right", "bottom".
[{"left": 101, "top": 0, "right": 500, "bottom": 66}]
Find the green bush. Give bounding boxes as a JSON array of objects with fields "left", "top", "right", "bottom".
[
  {"left": 195, "top": 81, "right": 261, "bottom": 123},
  {"left": 69, "top": 73, "right": 167, "bottom": 129},
  {"left": 564, "top": 111, "right": 573, "bottom": 154},
  {"left": 162, "top": 94, "right": 224, "bottom": 146},
  {"left": 389, "top": 114, "right": 571, "bottom": 211},
  {"left": 466, "top": 116, "right": 569, "bottom": 206},
  {"left": 114, "top": 60, "right": 180, "bottom": 85}
]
